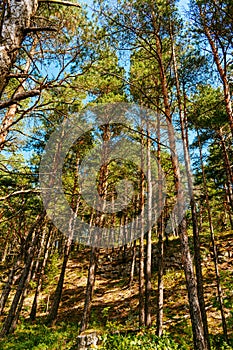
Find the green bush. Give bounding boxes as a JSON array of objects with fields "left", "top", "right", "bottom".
[{"left": 99, "top": 332, "right": 189, "bottom": 350}]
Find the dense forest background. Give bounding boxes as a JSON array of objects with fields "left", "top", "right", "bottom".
[{"left": 0, "top": 0, "right": 232, "bottom": 349}]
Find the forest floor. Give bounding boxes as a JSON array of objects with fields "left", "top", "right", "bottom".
[{"left": 0, "top": 229, "right": 233, "bottom": 349}]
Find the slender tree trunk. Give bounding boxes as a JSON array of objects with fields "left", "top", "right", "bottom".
[
  {"left": 218, "top": 129, "right": 233, "bottom": 210},
  {"left": 139, "top": 132, "right": 145, "bottom": 327},
  {"left": 9, "top": 252, "right": 35, "bottom": 333},
  {"left": 145, "top": 132, "right": 152, "bottom": 328},
  {"left": 80, "top": 247, "right": 99, "bottom": 332},
  {"left": 1, "top": 240, "right": 9, "bottom": 263},
  {"left": 0, "top": 259, "right": 21, "bottom": 316},
  {"left": 47, "top": 199, "right": 80, "bottom": 324},
  {"left": 47, "top": 152, "right": 81, "bottom": 324},
  {"left": 30, "top": 225, "right": 47, "bottom": 283},
  {"left": 0, "top": 213, "right": 45, "bottom": 335},
  {"left": 156, "top": 213, "right": 164, "bottom": 336},
  {"left": 198, "top": 6, "right": 233, "bottom": 138},
  {"left": 81, "top": 123, "right": 111, "bottom": 332},
  {"left": 129, "top": 240, "right": 137, "bottom": 287},
  {"left": 154, "top": 29, "right": 206, "bottom": 349},
  {"left": 170, "top": 31, "right": 210, "bottom": 350},
  {"left": 30, "top": 227, "right": 52, "bottom": 321},
  {"left": 197, "top": 131, "right": 229, "bottom": 344},
  {"left": 156, "top": 112, "right": 164, "bottom": 337},
  {"left": 47, "top": 239, "right": 70, "bottom": 325},
  {"left": 224, "top": 183, "right": 233, "bottom": 229}
]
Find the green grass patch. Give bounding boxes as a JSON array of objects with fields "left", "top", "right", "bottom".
[{"left": 0, "top": 321, "right": 79, "bottom": 350}]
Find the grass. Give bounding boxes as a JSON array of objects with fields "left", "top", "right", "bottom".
[
  {"left": 0, "top": 321, "right": 80, "bottom": 350},
  {"left": 0, "top": 230, "right": 232, "bottom": 349}
]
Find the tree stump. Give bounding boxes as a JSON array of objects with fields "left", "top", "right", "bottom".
[{"left": 76, "top": 333, "right": 98, "bottom": 350}]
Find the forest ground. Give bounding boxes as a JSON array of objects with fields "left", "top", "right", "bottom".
[{"left": 0, "top": 229, "right": 232, "bottom": 349}]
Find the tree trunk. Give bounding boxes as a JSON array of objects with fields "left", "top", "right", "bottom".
[
  {"left": 154, "top": 29, "right": 206, "bottom": 349},
  {"left": 0, "top": 213, "right": 44, "bottom": 336},
  {"left": 0, "top": 0, "right": 39, "bottom": 98},
  {"left": 30, "top": 226, "right": 52, "bottom": 321},
  {"left": 139, "top": 132, "right": 145, "bottom": 327},
  {"left": 46, "top": 239, "right": 70, "bottom": 325},
  {"left": 224, "top": 183, "right": 233, "bottom": 229},
  {"left": 197, "top": 131, "right": 229, "bottom": 344},
  {"left": 198, "top": 6, "right": 233, "bottom": 138},
  {"left": 145, "top": 132, "right": 152, "bottom": 328},
  {"left": 0, "top": 38, "right": 38, "bottom": 150},
  {"left": 0, "top": 259, "right": 21, "bottom": 316},
  {"left": 170, "top": 30, "right": 210, "bottom": 350},
  {"left": 156, "top": 112, "right": 164, "bottom": 337},
  {"left": 156, "top": 213, "right": 164, "bottom": 337},
  {"left": 80, "top": 247, "right": 99, "bottom": 333},
  {"left": 128, "top": 240, "right": 137, "bottom": 287},
  {"left": 218, "top": 129, "right": 233, "bottom": 210},
  {"left": 47, "top": 151, "right": 81, "bottom": 324}
]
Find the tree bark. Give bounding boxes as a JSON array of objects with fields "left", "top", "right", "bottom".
[
  {"left": 128, "top": 240, "right": 137, "bottom": 287},
  {"left": 154, "top": 28, "right": 206, "bottom": 349},
  {"left": 0, "top": 213, "right": 45, "bottom": 335},
  {"left": 170, "top": 29, "right": 210, "bottom": 350},
  {"left": 0, "top": 0, "right": 39, "bottom": 98},
  {"left": 30, "top": 226, "right": 52, "bottom": 321},
  {"left": 139, "top": 132, "right": 145, "bottom": 327},
  {"left": 218, "top": 129, "right": 233, "bottom": 210},
  {"left": 198, "top": 5, "right": 233, "bottom": 139},
  {"left": 0, "top": 259, "right": 21, "bottom": 316},
  {"left": 80, "top": 247, "right": 99, "bottom": 332},
  {"left": 0, "top": 38, "right": 38, "bottom": 150},
  {"left": 47, "top": 157, "right": 81, "bottom": 324},
  {"left": 197, "top": 131, "right": 229, "bottom": 344},
  {"left": 145, "top": 131, "right": 152, "bottom": 328},
  {"left": 156, "top": 112, "right": 164, "bottom": 337}
]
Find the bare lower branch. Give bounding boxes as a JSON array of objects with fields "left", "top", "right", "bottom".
[
  {"left": 0, "top": 189, "right": 41, "bottom": 201},
  {"left": 38, "top": 0, "right": 81, "bottom": 8},
  {"left": 0, "top": 89, "right": 41, "bottom": 110},
  {"left": 24, "top": 27, "right": 57, "bottom": 33}
]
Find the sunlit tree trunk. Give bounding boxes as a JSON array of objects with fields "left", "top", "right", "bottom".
[
  {"left": 0, "top": 38, "right": 38, "bottom": 150},
  {"left": 218, "top": 128, "right": 233, "bottom": 210},
  {"left": 154, "top": 25, "right": 206, "bottom": 348},
  {"left": 139, "top": 130, "right": 145, "bottom": 327},
  {"left": 80, "top": 247, "right": 99, "bottom": 332},
  {"left": 170, "top": 28, "right": 210, "bottom": 350},
  {"left": 0, "top": 213, "right": 45, "bottom": 335},
  {"left": 0, "top": 0, "right": 38, "bottom": 98},
  {"left": 47, "top": 157, "right": 81, "bottom": 325},
  {"left": 197, "top": 131, "right": 228, "bottom": 344},
  {"left": 197, "top": 5, "right": 233, "bottom": 139},
  {"left": 145, "top": 131, "right": 152, "bottom": 328},
  {"left": 30, "top": 226, "right": 52, "bottom": 321},
  {"left": 156, "top": 111, "right": 164, "bottom": 336}
]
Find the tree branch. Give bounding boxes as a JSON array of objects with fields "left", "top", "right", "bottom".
[
  {"left": 0, "top": 189, "right": 41, "bottom": 201},
  {"left": 24, "top": 27, "right": 57, "bottom": 33},
  {"left": 0, "top": 89, "right": 41, "bottom": 110},
  {"left": 38, "top": 0, "right": 80, "bottom": 8}
]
